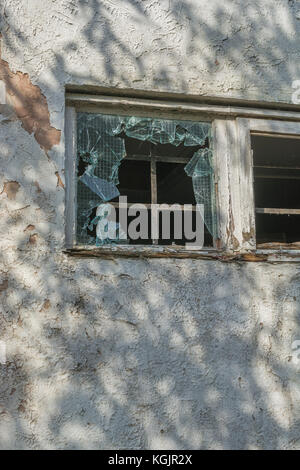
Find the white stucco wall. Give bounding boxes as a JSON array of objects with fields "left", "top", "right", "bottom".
[{"left": 1, "top": 0, "right": 300, "bottom": 449}]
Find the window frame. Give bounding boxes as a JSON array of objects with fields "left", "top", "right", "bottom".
[
  {"left": 237, "top": 117, "right": 300, "bottom": 255},
  {"left": 65, "top": 93, "right": 300, "bottom": 260}
]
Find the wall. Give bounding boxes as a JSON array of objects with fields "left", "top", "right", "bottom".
[{"left": 0, "top": 0, "right": 300, "bottom": 449}]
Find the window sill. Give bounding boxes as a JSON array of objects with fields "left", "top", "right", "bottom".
[
  {"left": 256, "top": 242, "right": 300, "bottom": 250},
  {"left": 66, "top": 244, "right": 219, "bottom": 260},
  {"left": 65, "top": 244, "right": 300, "bottom": 262}
]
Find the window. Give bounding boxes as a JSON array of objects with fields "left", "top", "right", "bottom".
[
  {"left": 65, "top": 95, "right": 300, "bottom": 259},
  {"left": 252, "top": 134, "right": 300, "bottom": 247},
  {"left": 244, "top": 118, "right": 300, "bottom": 252},
  {"left": 74, "top": 112, "right": 216, "bottom": 248}
]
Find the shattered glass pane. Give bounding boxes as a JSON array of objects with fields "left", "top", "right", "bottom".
[
  {"left": 184, "top": 148, "right": 217, "bottom": 237},
  {"left": 79, "top": 173, "right": 120, "bottom": 201},
  {"left": 76, "top": 113, "right": 126, "bottom": 244},
  {"left": 76, "top": 112, "right": 217, "bottom": 245}
]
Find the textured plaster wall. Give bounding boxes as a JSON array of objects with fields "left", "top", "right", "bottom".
[{"left": 0, "top": 0, "right": 300, "bottom": 450}]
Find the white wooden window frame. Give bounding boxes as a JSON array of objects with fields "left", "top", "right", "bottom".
[
  {"left": 65, "top": 93, "right": 300, "bottom": 260},
  {"left": 237, "top": 117, "right": 300, "bottom": 256}
]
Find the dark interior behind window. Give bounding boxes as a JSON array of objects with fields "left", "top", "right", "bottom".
[{"left": 252, "top": 135, "right": 300, "bottom": 245}]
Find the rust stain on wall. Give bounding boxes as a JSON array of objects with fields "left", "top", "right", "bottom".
[
  {"left": 0, "top": 59, "right": 61, "bottom": 153},
  {"left": 1, "top": 181, "right": 20, "bottom": 200}
]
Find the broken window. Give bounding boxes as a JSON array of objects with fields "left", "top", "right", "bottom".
[
  {"left": 76, "top": 113, "right": 217, "bottom": 247},
  {"left": 252, "top": 134, "right": 300, "bottom": 247}
]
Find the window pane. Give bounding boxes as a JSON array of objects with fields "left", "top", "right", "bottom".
[
  {"left": 252, "top": 135, "right": 300, "bottom": 168},
  {"left": 116, "top": 159, "right": 151, "bottom": 204},
  {"left": 256, "top": 214, "right": 300, "bottom": 244},
  {"left": 252, "top": 135, "right": 300, "bottom": 245},
  {"left": 157, "top": 162, "right": 195, "bottom": 205},
  {"left": 76, "top": 112, "right": 214, "bottom": 247}
]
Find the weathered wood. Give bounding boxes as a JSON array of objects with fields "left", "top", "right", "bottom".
[
  {"left": 66, "top": 245, "right": 300, "bottom": 262},
  {"left": 65, "top": 106, "right": 77, "bottom": 249},
  {"left": 66, "top": 93, "right": 300, "bottom": 122},
  {"left": 254, "top": 165, "right": 300, "bottom": 170},
  {"left": 255, "top": 173, "right": 300, "bottom": 180},
  {"left": 257, "top": 241, "right": 300, "bottom": 249},
  {"left": 65, "top": 245, "right": 262, "bottom": 261},
  {"left": 150, "top": 158, "right": 157, "bottom": 205},
  {"left": 125, "top": 154, "right": 190, "bottom": 163},
  {"left": 251, "top": 132, "right": 300, "bottom": 140},
  {"left": 236, "top": 118, "right": 256, "bottom": 249},
  {"left": 211, "top": 120, "right": 231, "bottom": 249},
  {"left": 109, "top": 202, "right": 196, "bottom": 211},
  {"left": 227, "top": 119, "right": 244, "bottom": 249},
  {"left": 150, "top": 157, "right": 158, "bottom": 244},
  {"left": 248, "top": 119, "right": 300, "bottom": 135},
  {"left": 256, "top": 208, "right": 300, "bottom": 215}
]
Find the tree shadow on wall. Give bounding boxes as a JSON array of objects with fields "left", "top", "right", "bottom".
[{"left": 0, "top": 0, "right": 300, "bottom": 450}]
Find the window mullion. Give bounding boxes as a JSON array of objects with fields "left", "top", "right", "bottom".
[
  {"left": 65, "top": 105, "right": 77, "bottom": 249},
  {"left": 150, "top": 147, "right": 158, "bottom": 244}
]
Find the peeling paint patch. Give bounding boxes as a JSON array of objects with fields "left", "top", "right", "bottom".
[
  {"left": 0, "top": 280, "right": 8, "bottom": 292},
  {"left": 1, "top": 181, "right": 20, "bottom": 200},
  {"left": 24, "top": 224, "right": 35, "bottom": 232},
  {"left": 0, "top": 104, "right": 16, "bottom": 123},
  {"left": 18, "top": 400, "right": 26, "bottom": 414},
  {"left": 243, "top": 228, "right": 255, "bottom": 243},
  {"left": 55, "top": 171, "right": 65, "bottom": 189},
  {"left": 34, "top": 181, "right": 42, "bottom": 193},
  {"left": 28, "top": 233, "right": 38, "bottom": 245},
  {"left": 0, "top": 341, "right": 6, "bottom": 364},
  {"left": 0, "top": 59, "right": 61, "bottom": 153},
  {"left": 40, "top": 300, "right": 51, "bottom": 312}
]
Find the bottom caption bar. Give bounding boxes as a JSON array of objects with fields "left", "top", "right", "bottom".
[{"left": 107, "top": 452, "right": 193, "bottom": 467}]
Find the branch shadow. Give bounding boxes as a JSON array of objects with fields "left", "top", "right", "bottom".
[{"left": 0, "top": 0, "right": 300, "bottom": 450}]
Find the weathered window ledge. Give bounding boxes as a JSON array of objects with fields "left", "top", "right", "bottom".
[{"left": 64, "top": 245, "right": 300, "bottom": 262}]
